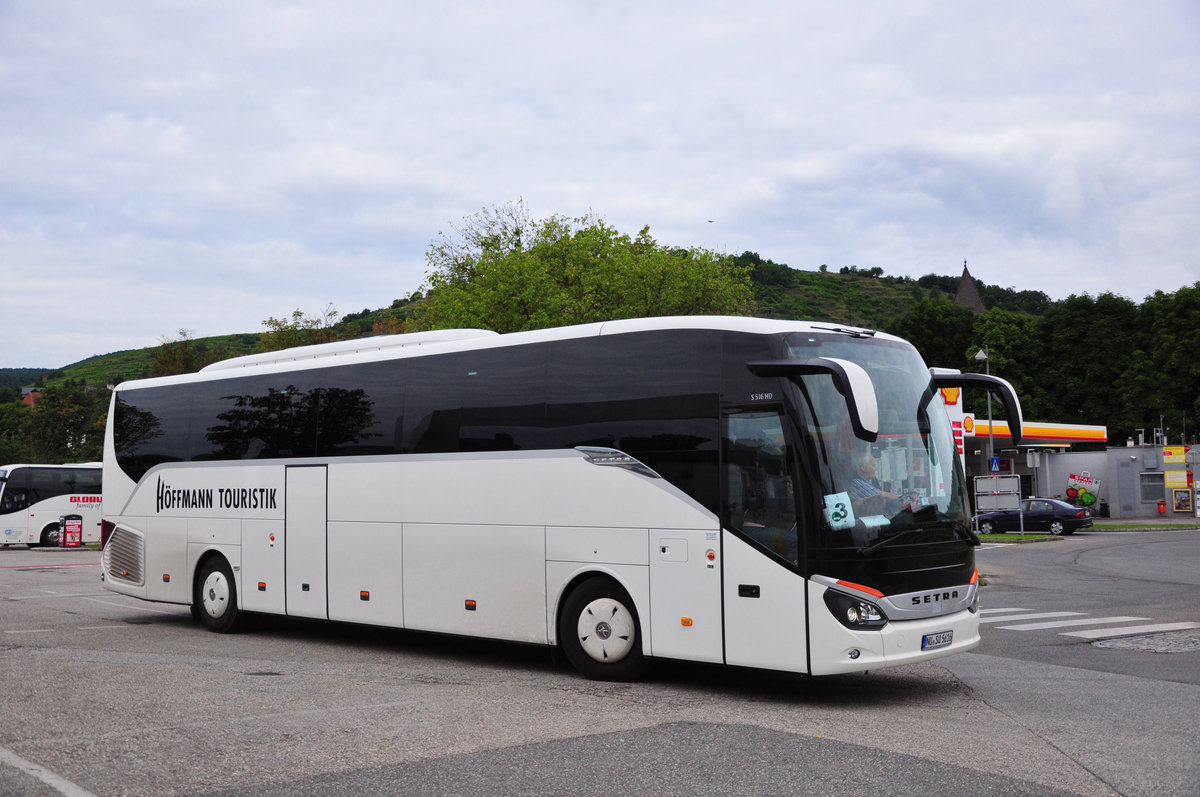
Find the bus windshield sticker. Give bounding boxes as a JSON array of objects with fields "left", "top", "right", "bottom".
[{"left": 823, "top": 491, "right": 855, "bottom": 530}]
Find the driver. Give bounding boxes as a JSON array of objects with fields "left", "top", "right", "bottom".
[{"left": 847, "top": 452, "right": 900, "bottom": 516}]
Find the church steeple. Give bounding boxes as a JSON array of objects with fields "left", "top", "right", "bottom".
[{"left": 954, "top": 260, "right": 987, "bottom": 314}]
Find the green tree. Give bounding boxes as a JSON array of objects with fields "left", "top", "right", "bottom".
[
  {"left": 0, "top": 402, "right": 32, "bottom": 463},
  {"left": 260, "top": 304, "right": 342, "bottom": 352},
  {"left": 148, "top": 329, "right": 228, "bottom": 377},
  {"left": 969, "top": 309, "right": 1041, "bottom": 422},
  {"left": 413, "top": 204, "right": 754, "bottom": 332},
  {"left": 1031, "top": 293, "right": 1141, "bottom": 438},
  {"left": 884, "top": 297, "right": 976, "bottom": 372},
  {"left": 1137, "top": 283, "right": 1200, "bottom": 442},
  {"left": 25, "top": 385, "right": 108, "bottom": 462}
]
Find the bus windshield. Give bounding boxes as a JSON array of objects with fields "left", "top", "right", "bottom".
[{"left": 785, "top": 332, "right": 971, "bottom": 554}]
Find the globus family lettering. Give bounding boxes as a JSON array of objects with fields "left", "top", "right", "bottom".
[{"left": 155, "top": 476, "right": 277, "bottom": 513}]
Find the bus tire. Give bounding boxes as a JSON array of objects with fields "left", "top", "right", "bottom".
[
  {"left": 194, "top": 556, "right": 241, "bottom": 633},
  {"left": 558, "top": 576, "right": 647, "bottom": 682},
  {"left": 39, "top": 524, "right": 60, "bottom": 547}
]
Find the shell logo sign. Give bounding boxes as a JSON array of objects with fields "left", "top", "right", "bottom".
[{"left": 940, "top": 387, "right": 961, "bottom": 406}]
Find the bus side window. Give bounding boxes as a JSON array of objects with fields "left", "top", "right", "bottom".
[
  {"left": 722, "top": 410, "right": 799, "bottom": 565},
  {"left": 2, "top": 490, "right": 28, "bottom": 512}
]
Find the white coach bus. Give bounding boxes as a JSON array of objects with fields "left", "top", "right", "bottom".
[
  {"left": 100, "top": 316, "right": 1021, "bottom": 680},
  {"left": 1, "top": 463, "right": 103, "bottom": 547}
]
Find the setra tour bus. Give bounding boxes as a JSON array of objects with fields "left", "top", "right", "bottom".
[
  {"left": 1, "top": 463, "right": 103, "bottom": 547},
  {"left": 100, "top": 316, "right": 1021, "bottom": 680}
]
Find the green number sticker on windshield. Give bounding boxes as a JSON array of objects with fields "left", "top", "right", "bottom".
[{"left": 824, "top": 491, "right": 855, "bottom": 530}]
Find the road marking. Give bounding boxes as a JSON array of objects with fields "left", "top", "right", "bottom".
[
  {"left": 79, "top": 625, "right": 127, "bottom": 630},
  {"left": 979, "top": 608, "right": 1033, "bottom": 615},
  {"left": 0, "top": 743, "right": 100, "bottom": 797},
  {"left": 996, "top": 616, "right": 1149, "bottom": 631},
  {"left": 7, "top": 592, "right": 113, "bottom": 601},
  {"left": 980, "top": 611, "right": 1085, "bottom": 624},
  {"left": 3, "top": 628, "right": 53, "bottom": 634},
  {"left": 1062, "top": 622, "right": 1200, "bottom": 639},
  {"left": 83, "top": 597, "right": 184, "bottom": 615}
]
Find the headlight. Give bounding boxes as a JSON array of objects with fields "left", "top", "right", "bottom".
[{"left": 824, "top": 589, "right": 888, "bottom": 629}]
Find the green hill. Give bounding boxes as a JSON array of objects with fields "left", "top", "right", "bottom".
[{"left": 29, "top": 259, "right": 1040, "bottom": 388}]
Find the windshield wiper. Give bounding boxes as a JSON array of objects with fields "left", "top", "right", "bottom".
[
  {"left": 951, "top": 518, "right": 981, "bottom": 547},
  {"left": 859, "top": 516, "right": 980, "bottom": 557}
]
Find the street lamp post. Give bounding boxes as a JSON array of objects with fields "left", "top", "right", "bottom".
[{"left": 975, "top": 346, "right": 994, "bottom": 470}]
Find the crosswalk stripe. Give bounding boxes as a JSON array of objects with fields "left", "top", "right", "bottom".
[
  {"left": 980, "top": 611, "right": 1084, "bottom": 624},
  {"left": 1061, "top": 622, "right": 1200, "bottom": 640},
  {"left": 996, "top": 616, "right": 1148, "bottom": 631}
]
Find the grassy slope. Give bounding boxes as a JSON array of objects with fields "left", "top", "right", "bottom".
[{"left": 16, "top": 269, "right": 942, "bottom": 387}]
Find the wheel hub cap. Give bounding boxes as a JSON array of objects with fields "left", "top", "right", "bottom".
[{"left": 577, "top": 597, "right": 635, "bottom": 664}]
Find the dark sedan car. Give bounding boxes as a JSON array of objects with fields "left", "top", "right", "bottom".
[{"left": 974, "top": 497, "right": 1093, "bottom": 536}]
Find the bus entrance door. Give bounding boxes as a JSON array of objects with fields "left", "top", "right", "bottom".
[
  {"left": 721, "top": 530, "right": 808, "bottom": 672},
  {"left": 285, "top": 466, "right": 328, "bottom": 619}
]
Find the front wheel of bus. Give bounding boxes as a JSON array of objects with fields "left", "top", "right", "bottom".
[
  {"left": 194, "top": 557, "right": 241, "bottom": 633},
  {"left": 558, "top": 577, "right": 647, "bottom": 682}
]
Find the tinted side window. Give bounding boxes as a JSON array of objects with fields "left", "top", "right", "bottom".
[
  {"left": 547, "top": 331, "right": 721, "bottom": 514},
  {"left": 0, "top": 468, "right": 32, "bottom": 514},
  {"left": 113, "top": 390, "right": 187, "bottom": 481},
  {"left": 315, "top": 361, "right": 403, "bottom": 457},
  {"left": 404, "top": 345, "right": 548, "bottom": 453},
  {"left": 30, "top": 468, "right": 73, "bottom": 501},
  {"left": 72, "top": 468, "right": 102, "bottom": 493},
  {"left": 192, "top": 374, "right": 321, "bottom": 461}
]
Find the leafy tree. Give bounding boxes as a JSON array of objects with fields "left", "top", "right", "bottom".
[
  {"left": 413, "top": 204, "right": 753, "bottom": 332},
  {"left": 733, "top": 251, "right": 794, "bottom": 288},
  {"left": 148, "top": 329, "right": 228, "bottom": 377},
  {"left": 0, "top": 402, "right": 32, "bottom": 463},
  {"left": 884, "top": 297, "right": 976, "bottom": 372},
  {"left": 979, "top": 285, "right": 1051, "bottom": 315},
  {"left": 1137, "top": 283, "right": 1200, "bottom": 441},
  {"left": 0, "top": 369, "right": 49, "bottom": 392},
  {"left": 968, "top": 309, "right": 1041, "bottom": 422},
  {"left": 260, "top": 304, "right": 342, "bottom": 352},
  {"left": 1030, "top": 293, "right": 1140, "bottom": 437},
  {"left": 25, "top": 385, "right": 108, "bottom": 462},
  {"left": 917, "top": 274, "right": 959, "bottom": 294}
]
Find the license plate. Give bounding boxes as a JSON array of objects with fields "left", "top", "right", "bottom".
[{"left": 922, "top": 630, "right": 953, "bottom": 650}]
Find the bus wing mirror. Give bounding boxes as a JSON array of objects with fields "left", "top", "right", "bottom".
[
  {"left": 747, "top": 357, "right": 879, "bottom": 442},
  {"left": 930, "top": 368, "right": 1024, "bottom": 444}
]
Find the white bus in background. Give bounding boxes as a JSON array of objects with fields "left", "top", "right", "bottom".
[
  {"left": 100, "top": 316, "right": 1022, "bottom": 681},
  {"left": 1, "top": 463, "right": 103, "bottom": 547}
]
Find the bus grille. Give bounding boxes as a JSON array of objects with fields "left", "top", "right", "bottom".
[{"left": 103, "top": 527, "right": 145, "bottom": 586}]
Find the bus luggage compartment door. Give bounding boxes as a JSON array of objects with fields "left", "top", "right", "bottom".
[{"left": 285, "top": 466, "right": 328, "bottom": 619}]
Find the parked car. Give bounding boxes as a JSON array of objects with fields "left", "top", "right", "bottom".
[{"left": 974, "top": 497, "right": 1093, "bottom": 536}]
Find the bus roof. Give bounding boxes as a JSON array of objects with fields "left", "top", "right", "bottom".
[
  {"left": 118, "top": 316, "right": 903, "bottom": 392},
  {"left": 0, "top": 462, "right": 101, "bottom": 471}
]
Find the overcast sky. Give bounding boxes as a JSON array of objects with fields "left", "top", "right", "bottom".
[{"left": 2, "top": 1, "right": 1197, "bottom": 368}]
